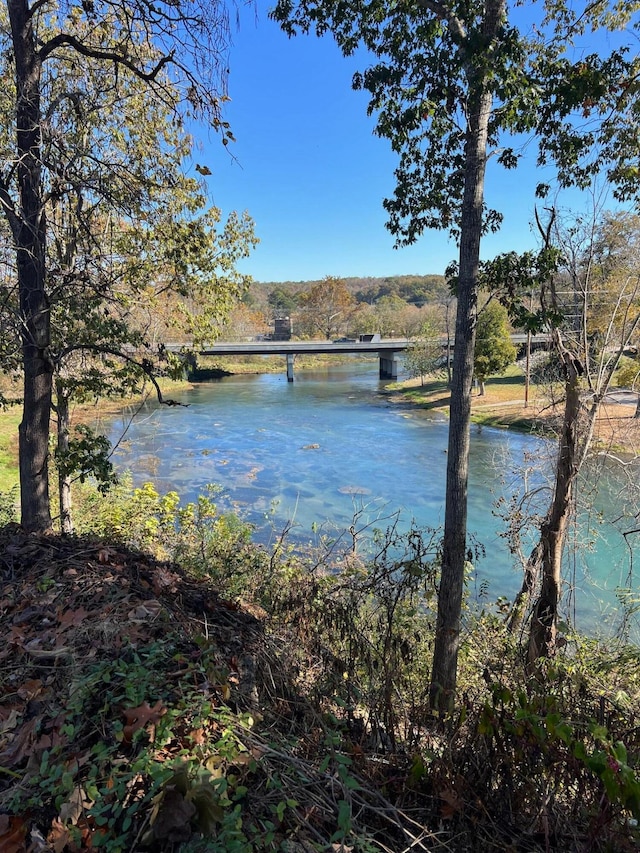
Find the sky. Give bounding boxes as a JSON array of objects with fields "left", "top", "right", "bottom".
[{"left": 194, "top": 2, "right": 629, "bottom": 284}]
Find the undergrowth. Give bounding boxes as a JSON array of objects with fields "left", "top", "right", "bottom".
[{"left": 1, "top": 480, "right": 639, "bottom": 851}]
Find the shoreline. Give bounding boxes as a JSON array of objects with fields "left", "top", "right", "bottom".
[
  {"left": 0, "top": 362, "right": 638, "bottom": 494},
  {"left": 385, "top": 373, "right": 640, "bottom": 456}
]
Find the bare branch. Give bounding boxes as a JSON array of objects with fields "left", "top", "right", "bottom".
[{"left": 39, "top": 33, "right": 176, "bottom": 82}]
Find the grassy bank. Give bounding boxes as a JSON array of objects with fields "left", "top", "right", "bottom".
[
  {"left": 0, "top": 405, "right": 21, "bottom": 491},
  {"left": 389, "top": 365, "right": 640, "bottom": 453}
]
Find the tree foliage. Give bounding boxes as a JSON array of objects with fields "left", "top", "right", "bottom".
[
  {"left": 0, "top": 0, "right": 255, "bottom": 531},
  {"left": 405, "top": 316, "right": 445, "bottom": 384},
  {"left": 268, "top": 286, "right": 299, "bottom": 316},
  {"left": 296, "top": 276, "right": 356, "bottom": 338},
  {"left": 473, "top": 301, "right": 516, "bottom": 394}
]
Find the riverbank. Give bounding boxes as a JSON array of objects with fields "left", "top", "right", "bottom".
[
  {"left": 1, "top": 360, "right": 638, "bottom": 495},
  {"left": 389, "top": 367, "right": 640, "bottom": 456},
  {"left": 0, "top": 375, "right": 199, "bottom": 492}
]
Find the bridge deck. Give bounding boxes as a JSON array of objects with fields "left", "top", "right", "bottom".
[{"left": 167, "top": 333, "right": 548, "bottom": 357}]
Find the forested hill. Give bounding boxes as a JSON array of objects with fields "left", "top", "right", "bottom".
[{"left": 252, "top": 273, "right": 448, "bottom": 306}]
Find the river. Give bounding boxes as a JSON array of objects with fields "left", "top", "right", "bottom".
[{"left": 108, "top": 360, "right": 639, "bottom": 640}]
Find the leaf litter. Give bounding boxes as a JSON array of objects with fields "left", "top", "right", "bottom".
[{"left": 0, "top": 526, "right": 450, "bottom": 853}]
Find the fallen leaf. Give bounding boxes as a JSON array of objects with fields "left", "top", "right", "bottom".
[
  {"left": 0, "top": 718, "right": 37, "bottom": 768},
  {"left": 27, "top": 825, "right": 50, "bottom": 852},
  {"left": 152, "top": 567, "right": 179, "bottom": 595},
  {"left": 0, "top": 813, "right": 28, "bottom": 852},
  {"left": 7, "top": 625, "right": 26, "bottom": 647},
  {"left": 16, "top": 679, "right": 43, "bottom": 701},
  {"left": 47, "top": 818, "right": 71, "bottom": 853},
  {"left": 122, "top": 700, "right": 167, "bottom": 744},
  {"left": 127, "top": 600, "right": 163, "bottom": 622},
  {"left": 59, "top": 786, "right": 93, "bottom": 825},
  {"left": 97, "top": 547, "right": 118, "bottom": 564},
  {"left": 0, "top": 706, "right": 20, "bottom": 733},
  {"left": 58, "top": 608, "right": 89, "bottom": 629}
]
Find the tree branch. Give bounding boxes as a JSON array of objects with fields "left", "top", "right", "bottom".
[
  {"left": 55, "top": 343, "right": 188, "bottom": 406},
  {"left": 417, "top": 0, "right": 467, "bottom": 40},
  {"left": 39, "top": 34, "right": 175, "bottom": 83},
  {"left": 0, "top": 180, "right": 20, "bottom": 242}
]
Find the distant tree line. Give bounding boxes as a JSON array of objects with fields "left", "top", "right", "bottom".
[{"left": 229, "top": 274, "right": 450, "bottom": 342}]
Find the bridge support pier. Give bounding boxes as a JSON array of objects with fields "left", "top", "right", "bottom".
[
  {"left": 286, "top": 353, "right": 294, "bottom": 382},
  {"left": 379, "top": 353, "right": 399, "bottom": 379}
]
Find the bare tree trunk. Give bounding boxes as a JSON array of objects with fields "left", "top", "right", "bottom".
[
  {"left": 524, "top": 329, "right": 531, "bottom": 408},
  {"left": 527, "top": 360, "right": 581, "bottom": 669},
  {"left": 56, "top": 388, "right": 73, "bottom": 535},
  {"left": 8, "top": 0, "right": 53, "bottom": 533},
  {"left": 429, "top": 12, "right": 501, "bottom": 706},
  {"left": 506, "top": 540, "right": 542, "bottom": 635}
]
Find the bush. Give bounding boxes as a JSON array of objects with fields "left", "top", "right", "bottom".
[
  {"left": 615, "top": 356, "right": 640, "bottom": 389},
  {"left": 0, "top": 484, "right": 18, "bottom": 525}
]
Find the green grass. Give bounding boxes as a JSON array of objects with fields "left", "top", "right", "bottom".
[{"left": 0, "top": 405, "right": 21, "bottom": 492}]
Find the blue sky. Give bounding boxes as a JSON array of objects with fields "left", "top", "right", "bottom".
[{"left": 196, "top": 3, "right": 627, "bottom": 284}]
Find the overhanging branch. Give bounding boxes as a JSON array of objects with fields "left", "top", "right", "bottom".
[
  {"left": 39, "top": 34, "right": 176, "bottom": 83},
  {"left": 55, "top": 343, "right": 189, "bottom": 407}
]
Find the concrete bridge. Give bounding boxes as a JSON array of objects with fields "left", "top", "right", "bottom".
[
  {"left": 195, "top": 338, "right": 407, "bottom": 381},
  {"left": 172, "top": 333, "right": 549, "bottom": 382}
]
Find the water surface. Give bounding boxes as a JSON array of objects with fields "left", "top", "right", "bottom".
[{"left": 109, "top": 362, "right": 639, "bottom": 638}]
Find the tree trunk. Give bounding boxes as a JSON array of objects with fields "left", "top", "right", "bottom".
[
  {"left": 8, "top": 0, "right": 53, "bottom": 533},
  {"left": 56, "top": 388, "right": 73, "bottom": 535},
  {"left": 506, "top": 541, "right": 543, "bottom": 636},
  {"left": 527, "top": 359, "right": 581, "bottom": 670},
  {"left": 430, "top": 31, "right": 500, "bottom": 708}
]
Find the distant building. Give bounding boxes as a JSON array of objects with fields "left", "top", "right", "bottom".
[{"left": 272, "top": 316, "right": 292, "bottom": 341}]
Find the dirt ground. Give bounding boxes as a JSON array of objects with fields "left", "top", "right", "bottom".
[
  {"left": 396, "top": 376, "right": 640, "bottom": 457},
  {"left": 472, "top": 394, "right": 640, "bottom": 456}
]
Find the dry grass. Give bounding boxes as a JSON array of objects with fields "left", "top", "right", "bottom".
[{"left": 394, "top": 367, "right": 640, "bottom": 456}]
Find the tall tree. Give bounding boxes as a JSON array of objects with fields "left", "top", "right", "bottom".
[
  {"left": 268, "top": 286, "right": 299, "bottom": 317},
  {"left": 492, "top": 210, "right": 640, "bottom": 663},
  {"left": 273, "top": 0, "right": 540, "bottom": 707},
  {"left": 1, "top": 0, "right": 238, "bottom": 532},
  {"left": 297, "top": 276, "right": 356, "bottom": 338},
  {"left": 473, "top": 301, "right": 516, "bottom": 395},
  {"left": 526, "top": 210, "right": 640, "bottom": 666},
  {"left": 273, "top": 0, "right": 640, "bottom": 705}
]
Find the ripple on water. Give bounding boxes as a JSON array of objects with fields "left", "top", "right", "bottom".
[{"left": 108, "top": 365, "right": 639, "bottom": 640}]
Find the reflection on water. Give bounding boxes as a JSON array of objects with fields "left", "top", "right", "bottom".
[{"left": 109, "top": 362, "right": 639, "bottom": 639}]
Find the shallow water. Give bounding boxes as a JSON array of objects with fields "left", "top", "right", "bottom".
[{"left": 109, "top": 361, "right": 639, "bottom": 639}]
